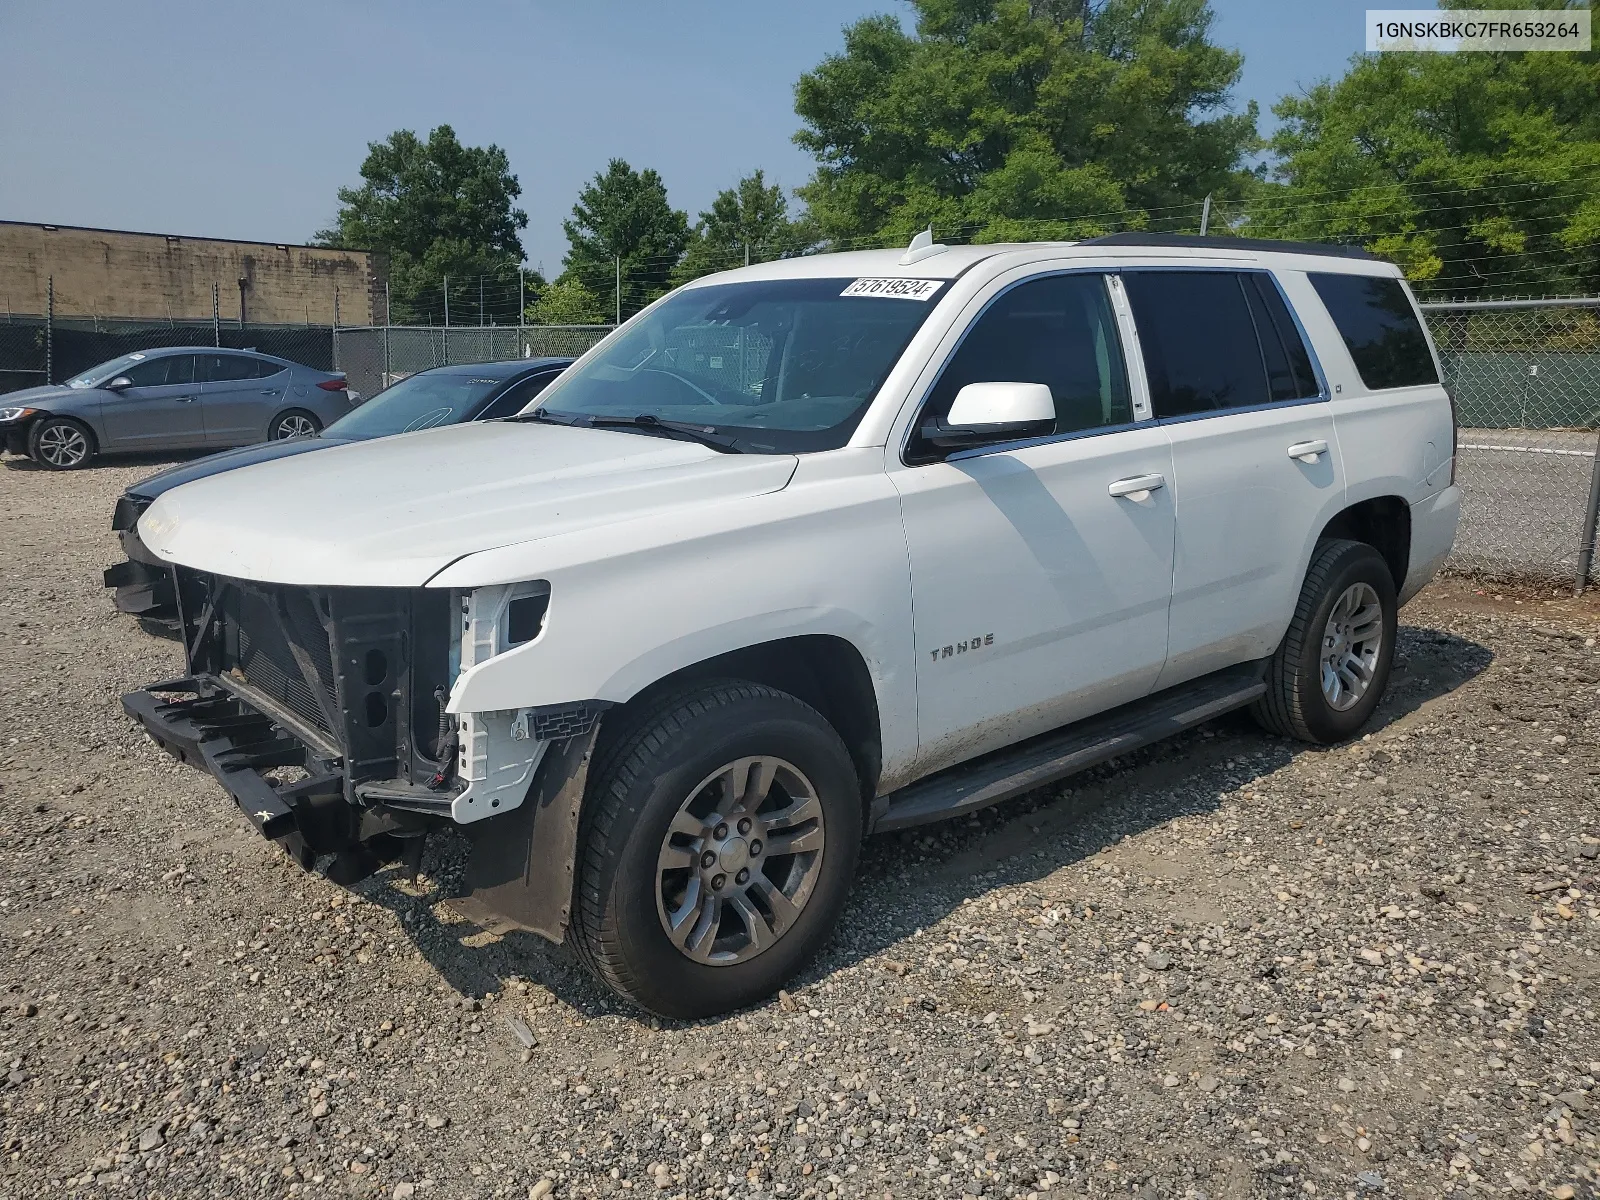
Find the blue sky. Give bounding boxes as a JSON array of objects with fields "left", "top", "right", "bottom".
[{"left": 0, "top": 0, "right": 1379, "bottom": 274}]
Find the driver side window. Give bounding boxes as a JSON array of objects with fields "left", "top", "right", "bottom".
[
  {"left": 907, "top": 273, "right": 1131, "bottom": 463},
  {"left": 122, "top": 354, "right": 194, "bottom": 387}
]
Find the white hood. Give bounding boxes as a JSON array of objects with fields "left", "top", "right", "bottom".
[{"left": 138, "top": 422, "right": 799, "bottom": 587}]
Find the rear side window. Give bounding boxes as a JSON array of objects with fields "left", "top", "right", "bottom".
[
  {"left": 909, "top": 273, "right": 1131, "bottom": 462},
  {"left": 1242, "top": 274, "right": 1319, "bottom": 401},
  {"left": 254, "top": 357, "right": 286, "bottom": 378},
  {"left": 1123, "top": 272, "right": 1266, "bottom": 417},
  {"left": 1308, "top": 273, "right": 1438, "bottom": 390},
  {"left": 198, "top": 354, "right": 258, "bottom": 383},
  {"left": 1123, "top": 271, "right": 1322, "bottom": 419}
]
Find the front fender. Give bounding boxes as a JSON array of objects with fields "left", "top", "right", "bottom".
[{"left": 434, "top": 452, "right": 920, "bottom": 785}]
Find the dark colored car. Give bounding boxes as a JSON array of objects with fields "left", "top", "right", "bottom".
[
  {"left": 0, "top": 347, "right": 354, "bottom": 469},
  {"left": 105, "top": 357, "right": 572, "bottom": 621}
]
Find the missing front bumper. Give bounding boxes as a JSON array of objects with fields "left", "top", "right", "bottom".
[{"left": 122, "top": 677, "right": 428, "bottom": 881}]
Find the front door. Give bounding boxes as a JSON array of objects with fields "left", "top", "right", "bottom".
[
  {"left": 198, "top": 353, "right": 278, "bottom": 446},
  {"left": 99, "top": 353, "right": 205, "bottom": 449},
  {"left": 1118, "top": 269, "right": 1347, "bottom": 687},
  {"left": 891, "top": 272, "right": 1176, "bottom": 777}
]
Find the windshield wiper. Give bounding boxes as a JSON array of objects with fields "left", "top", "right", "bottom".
[
  {"left": 504, "top": 407, "right": 573, "bottom": 425},
  {"left": 581, "top": 414, "right": 741, "bottom": 453}
]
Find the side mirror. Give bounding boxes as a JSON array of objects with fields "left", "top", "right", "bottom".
[
  {"left": 923, "top": 382, "right": 1055, "bottom": 449},
  {"left": 106, "top": 377, "right": 133, "bottom": 391}
]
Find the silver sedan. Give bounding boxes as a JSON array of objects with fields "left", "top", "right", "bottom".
[{"left": 0, "top": 346, "right": 354, "bottom": 469}]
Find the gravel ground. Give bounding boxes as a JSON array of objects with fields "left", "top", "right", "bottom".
[{"left": 1, "top": 451, "right": 1599, "bottom": 1200}]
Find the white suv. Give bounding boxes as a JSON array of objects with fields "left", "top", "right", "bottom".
[{"left": 126, "top": 233, "right": 1460, "bottom": 1017}]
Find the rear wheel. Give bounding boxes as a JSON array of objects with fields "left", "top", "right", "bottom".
[
  {"left": 269, "top": 409, "right": 320, "bottom": 440},
  {"left": 1252, "top": 538, "right": 1397, "bottom": 744},
  {"left": 28, "top": 416, "right": 96, "bottom": 470},
  {"left": 571, "top": 681, "right": 861, "bottom": 1018}
]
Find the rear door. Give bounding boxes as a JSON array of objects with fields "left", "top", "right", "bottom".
[
  {"left": 198, "top": 353, "right": 278, "bottom": 446},
  {"left": 1120, "top": 269, "right": 1347, "bottom": 688},
  {"left": 99, "top": 353, "right": 205, "bottom": 449}
]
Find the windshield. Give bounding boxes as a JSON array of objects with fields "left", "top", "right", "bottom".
[
  {"left": 65, "top": 352, "right": 155, "bottom": 389},
  {"left": 324, "top": 371, "right": 504, "bottom": 438},
  {"left": 535, "top": 276, "right": 946, "bottom": 453}
]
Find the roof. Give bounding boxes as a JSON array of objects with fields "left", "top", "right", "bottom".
[
  {"left": 429, "top": 357, "right": 574, "bottom": 378},
  {"left": 686, "top": 235, "right": 1392, "bottom": 287},
  {"left": 1078, "top": 232, "right": 1379, "bottom": 261}
]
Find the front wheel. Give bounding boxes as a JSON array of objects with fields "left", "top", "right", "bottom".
[
  {"left": 571, "top": 681, "right": 862, "bottom": 1018},
  {"left": 1252, "top": 538, "right": 1397, "bottom": 744},
  {"left": 269, "top": 409, "right": 320, "bottom": 440},
  {"left": 29, "top": 416, "right": 96, "bottom": 469}
]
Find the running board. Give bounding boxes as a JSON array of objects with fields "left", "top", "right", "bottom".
[{"left": 874, "top": 668, "right": 1267, "bottom": 833}]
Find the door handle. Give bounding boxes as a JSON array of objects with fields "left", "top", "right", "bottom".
[
  {"left": 174, "top": 395, "right": 195, "bottom": 403},
  {"left": 1287, "top": 439, "right": 1328, "bottom": 463},
  {"left": 1108, "top": 473, "right": 1166, "bottom": 501}
]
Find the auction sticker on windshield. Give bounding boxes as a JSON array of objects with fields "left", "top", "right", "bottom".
[{"left": 841, "top": 278, "right": 942, "bottom": 301}]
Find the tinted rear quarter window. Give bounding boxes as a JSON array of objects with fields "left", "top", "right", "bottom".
[{"left": 1308, "top": 273, "right": 1438, "bottom": 390}]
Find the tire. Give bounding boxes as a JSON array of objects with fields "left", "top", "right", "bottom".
[
  {"left": 28, "top": 416, "right": 96, "bottom": 470},
  {"left": 571, "top": 680, "right": 862, "bottom": 1018},
  {"left": 1252, "top": 538, "right": 1397, "bottom": 745},
  {"left": 269, "top": 409, "right": 321, "bottom": 440}
]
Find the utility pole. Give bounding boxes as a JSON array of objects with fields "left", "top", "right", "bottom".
[
  {"left": 1199, "top": 193, "right": 1213, "bottom": 236},
  {"left": 382, "top": 280, "right": 391, "bottom": 388},
  {"left": 1578, "top": 427, "right": 1600, "bottom": 594}
]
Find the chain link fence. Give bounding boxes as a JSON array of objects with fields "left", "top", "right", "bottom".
[
  {"left": 0, "top": 312, "right": 334, "bottom": 393},
  {"left": 1421, "top": 298, "right": 1600, "bottom": 587},
  {"left": 331, "top": 324, "right": 613, "bottom": 399},
  {"left": 5, "top": 273, "right": 1598, "bottom": 589}
]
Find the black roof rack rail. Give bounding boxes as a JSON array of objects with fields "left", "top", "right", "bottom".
[{"left": 1077, "top": 232, "right": 1379, "bottom": 261}]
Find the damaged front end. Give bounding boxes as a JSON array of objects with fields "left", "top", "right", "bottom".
[{"left": 122, "top": 569, "right": 605, "bottom": 940}]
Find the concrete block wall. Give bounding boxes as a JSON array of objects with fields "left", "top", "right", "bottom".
[{"left": 0, "top": 220, "right": 388, "bottom": 326}]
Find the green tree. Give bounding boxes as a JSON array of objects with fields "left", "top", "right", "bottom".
[
  {"left": 671, "top": 170, "right": 813, "bottom": 285},
  {"left": 1250, "top": 8, "right": 1600, "bottom": 296},
  {"left": 528, "top": 277, "right": 610, "bottom": 325},
  {"left": 792, "top": 0, "right": 1258, "bottom": 247},
  {"left": 316, "top": 125, "right": 528, "bottom": 320},
  {"left": 561, "top": 159, "right": 689, "bottom": 319}
]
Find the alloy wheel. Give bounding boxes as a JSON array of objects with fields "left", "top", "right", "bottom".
[
  {"left": 275, "top": 413, "right": 317, "bottom": 439},
  {"left": 36, "top": 423, "right": 88, "bottom": 467},
  {"left": 655, "top": 755, "right": 827, "bottom": 966},
  {"left": 1320, "top": 581, "right": 1384, "bottom": 711}
]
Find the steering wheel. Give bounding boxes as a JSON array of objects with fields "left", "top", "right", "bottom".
[{"left": 638, "top": 367, "right": 734, "bottom": 407}]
